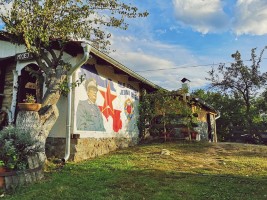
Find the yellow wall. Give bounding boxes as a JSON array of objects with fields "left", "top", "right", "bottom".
[{"left": 192, "top": 104, "right": 216, "bottom": 123}]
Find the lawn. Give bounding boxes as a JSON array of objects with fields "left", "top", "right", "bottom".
[{"left": 3, "top": 141, "right": 267, "bottom": 200}]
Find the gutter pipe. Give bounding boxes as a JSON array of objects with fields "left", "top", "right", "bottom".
[
  {"left": 62, "top": 43, "right": 91, "bottom": 162},
  {"left": 215, "top": 111, "right": 221, "bottom": 120},
  {"left": 213, "top": 111, "right": 221, "bottom": 143}
]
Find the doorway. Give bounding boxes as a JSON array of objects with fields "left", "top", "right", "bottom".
[{"left": 17, "top": 64, "right": 43, "bottom": 103}]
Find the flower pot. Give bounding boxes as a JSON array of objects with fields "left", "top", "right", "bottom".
[
  {"left": 18, "top": 103, "right": 42, "bottom": 112},
  {"left": 0, "top": 167, "right": 6, "bottom": 188}
]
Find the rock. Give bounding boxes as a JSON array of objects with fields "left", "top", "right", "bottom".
[{"left": 161, "top": 149, "right": 171, "bottom": 156}]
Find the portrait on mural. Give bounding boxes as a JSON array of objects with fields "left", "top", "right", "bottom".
[
  {"left": 125, "top": 100, "right": 139, "bottom": 135},
  {"left": 76, "top": 78, "right": 105, "bottom": 131},
  {"left": 124, "top": 98, "right": 134, "bottom": 120}
]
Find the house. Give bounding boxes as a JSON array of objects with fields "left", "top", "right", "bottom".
[
  {"left": 0, "top": 34, "right": 159, "bottom": 161},
  {"left": 145, "top": 89, "right": 219, "bottom": 142},
  {"left": 180, "top": 79, "right": 219, "bottom": 142},
  {"left": 0, "top": 34, "right": 218, "bottom": 162},
  {"left": 191, "top": 97, "right": 219, "bottom": 142}
]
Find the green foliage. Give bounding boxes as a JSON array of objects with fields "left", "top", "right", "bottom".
[
  {"left": 0, "top": 160, "right": 4, "bottom": 167},
  {"left": 0, "top": 0, "right": 148, "bottom": 53},
  {"left": 59, "top": 74, "right": 86, "bottom": 97},
  {"left": 23, "top": 93, "right": 36, "bottom": 103},
  {"left": 207, "top": 48, "right": 267, "bottom": 133},
  {"left": 0, "top": 126, "right": 42, "bottom": 170},
  {"left": 192, "top": 89, "right": 267, "bottom": 142},
  {"left": 138, "top": 89, "right": 198, "bottom": 139}
]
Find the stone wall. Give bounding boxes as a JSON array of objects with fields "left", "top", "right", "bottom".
[
  {"left": 0, "top": 153, "right": 44, "bottom": 191},
  {"left": 46, "top": 136, "right": 138, "bottom": 162},
  {"left": 2, "top": 62, "right": 15, "bottom": 112},
  {"left": 195, "top": 122, "right": 209, "bottom": 141}
]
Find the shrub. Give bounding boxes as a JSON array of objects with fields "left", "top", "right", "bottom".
[{"left": 0, "top": 126, "right": 42, "bottom": 170}]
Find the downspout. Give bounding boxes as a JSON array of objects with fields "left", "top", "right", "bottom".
[
  {"left": 214, "top": 111, "right": 221, "bottom": 143},
  {"left": 10, "top": 70, "right": 19, "bottom": 124},
  {"left": 215, "top": 111, "right": 221, "bottom": 120},
  {"left": 62, "top": 43, "right": 91, "bottom": 162}
]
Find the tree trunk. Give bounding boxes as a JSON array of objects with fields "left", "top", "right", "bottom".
[
  {"left": 16, "top": 105, "right": 59, "bottom": 163},
  {"left": 42, "top": 76, "right": 63, "bottom": 107},
  {"left": 16, "top": 74, "right": 62, "bottom": 163},
  {"left": 245, "top": 100, "right": 253, "bottom": 135}
]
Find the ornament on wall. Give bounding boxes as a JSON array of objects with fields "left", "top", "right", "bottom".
[{"left": 124, "top": 98, "right": 134, "bottom": 120}]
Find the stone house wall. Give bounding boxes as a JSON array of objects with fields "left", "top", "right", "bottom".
[
  {"left": 46, "top": 137, "right": 137, "bottom": 162},
  {"left": 2, "top": 62, "right": 16, "bottom": 112}
]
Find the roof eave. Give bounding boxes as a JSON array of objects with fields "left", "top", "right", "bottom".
[{"left": 90, "top": 47, "right": 161, "bottom": 91}]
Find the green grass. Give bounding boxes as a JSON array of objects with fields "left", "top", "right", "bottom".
[{"left": 3, "top": 142, "right": 267, "bottom": 200}]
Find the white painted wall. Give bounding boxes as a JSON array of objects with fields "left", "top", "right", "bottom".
[
  {"left": 50, "top": 56, "right": 141, "bottom": 139},
  {"left": 0, "top": 41, "right": 26, "bottom": 58}
]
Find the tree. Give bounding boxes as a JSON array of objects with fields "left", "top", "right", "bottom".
[
  {"left": 192, "top": 89, "right": 246, "bottom": 141},
  {"left": 0, "top": 0, "right": 148, "bottom": 159},
  {"left": 138, "top": 89, "right": 198, "bottom": 141},
  {"left": 207, "top": 48, "right": 267, "bottom": 133},
  {"left": 1, "top": 0, "right": 148, "bottom": 107}
]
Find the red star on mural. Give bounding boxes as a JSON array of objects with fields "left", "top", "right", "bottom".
[
  {"left": 98, "top": 82, "right": 122, "bottom": 132},
  {"left": 99, "top": 82, "right": 117, "bottom": 118}
]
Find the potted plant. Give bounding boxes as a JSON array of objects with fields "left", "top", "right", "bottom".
[
  {"left": 17, "top": 93, "right": 42, "bottom": 111},
  {"left": 0, "top": 126, "right": 43, "bottom": 172}
]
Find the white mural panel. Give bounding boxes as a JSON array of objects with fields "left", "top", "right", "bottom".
[{"left": 74, "top": 64, "right": 139, "bottom": 138}]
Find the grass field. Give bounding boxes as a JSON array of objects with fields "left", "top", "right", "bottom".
[{"left": 3, "top": 141, "right": 267, "bottom": 200}]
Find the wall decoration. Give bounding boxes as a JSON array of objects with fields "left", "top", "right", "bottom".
[
  {"left": 76, "top": 78, "right": 105, "bottom": 131},
  {"left": 98, "top": 82, "right": 122, "bottom": 132},
  {"left": 75, "top": 64, "right": 139, "bottom": 136},
  {"left": 124, "top": 98, "right": 134, "bottom": 120}
]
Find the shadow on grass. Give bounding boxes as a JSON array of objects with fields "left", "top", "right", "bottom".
[{"left": 5, "top": 160, "right": 267, "bottom": 200}]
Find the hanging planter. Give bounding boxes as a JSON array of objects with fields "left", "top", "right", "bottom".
[{"left": 18, "top": 103, "right": 42, "bottom": 112}]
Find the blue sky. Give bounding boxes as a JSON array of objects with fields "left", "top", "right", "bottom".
[
  {"left": 109, "top": 0, "right": 267, "bottom": 91},
  {"left": 1, "top": 0, "right": 267, "bottom": 91}
]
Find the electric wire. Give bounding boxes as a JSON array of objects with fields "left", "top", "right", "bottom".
[{"left": 135, "top": 57, "right": 267, "bottom": 73}]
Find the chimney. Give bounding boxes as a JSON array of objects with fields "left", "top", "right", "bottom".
[{"left": 181, "top": 78, "right": 190, "bottom": 101}]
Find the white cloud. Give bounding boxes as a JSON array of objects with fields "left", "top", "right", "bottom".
[
  {"left": 109, "top": 35, "right": 211, "bottom": 91},
  {"left": 233, "top": 0, "right": 267, "bottom": 35},
  {"left": 155, "top": 29, "right": 167, "bottom": 35},
  {"left": 172, "top": 0, "right": 267, "bottom": 36},
  {"left": 172, "top": 0, "right": 229, "bottom": 34}
]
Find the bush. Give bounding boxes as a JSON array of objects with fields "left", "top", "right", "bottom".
[{"left": 0, "top": 126, "right": 42, "bottom": 170}]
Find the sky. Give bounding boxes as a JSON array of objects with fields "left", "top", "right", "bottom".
[
  {"left": 1, "top": 0, "right": 267, "bottom": 91},
  {"left": 108, "top": 0, "right": 267, "bottom": 91}
]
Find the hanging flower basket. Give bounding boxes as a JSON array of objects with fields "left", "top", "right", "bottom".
[{"left": 18, "top": 103, "right": 42, "bottom": 112}]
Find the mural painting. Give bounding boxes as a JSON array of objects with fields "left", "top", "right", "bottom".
[
  {"left": 75, "top": 64, "right": 139, "bottom": 136},
  {"left": 76, "top": 78, "right": 105, "bottom": 131}
]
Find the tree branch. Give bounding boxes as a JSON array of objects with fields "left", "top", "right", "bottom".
[{"left": 33, "top": 54, "right": 50, "bottom": 74}]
